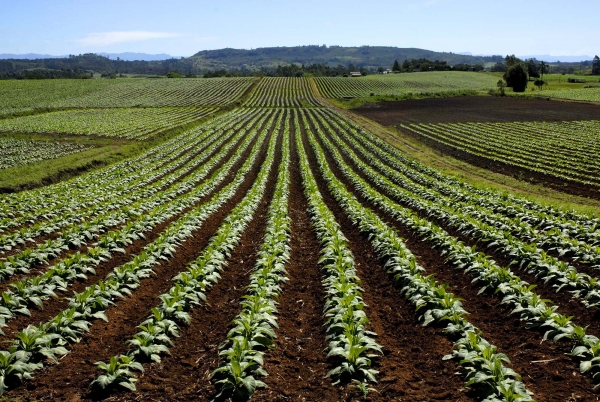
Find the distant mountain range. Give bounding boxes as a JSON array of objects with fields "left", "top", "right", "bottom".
[
  {"left": 0, "top": 52, "right": 177, "bottom": 61},
  {"left": 517, "top": 55, "right": 594, "bottom": 62}
]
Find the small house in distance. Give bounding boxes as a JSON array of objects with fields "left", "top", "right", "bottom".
[
  {"left": 382, "top": 69, "right": 392, "bottom": 74},
  {"left": 348, "top": 71, "right": 362, "bottom": 77}
]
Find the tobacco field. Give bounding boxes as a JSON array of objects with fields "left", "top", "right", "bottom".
[{"left": 0, "top": 76, "right": 599, "bottom": 401}]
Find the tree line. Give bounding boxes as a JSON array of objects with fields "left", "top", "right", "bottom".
[
  {"left": 1, "top": 52, "right": 597, "bottom": 80},
  {"left": 492, "top": 55, "right": 600, "bottom": 76},
  {"left": 0, "top": 68, "right": 94, "bottom": 80},
  {"left": 389, "top": 58, "right": 484, "bottom": 73}
]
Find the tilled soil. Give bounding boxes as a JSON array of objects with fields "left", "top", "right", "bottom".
[
  {"left": 354, "top": 96, "right": 600, "bottom": 125},
  {"left": 309, "top": 120, "right": 600, "bottom": 401},
  {"left": 104, "top": 134, "right": 281, "bottom": 402},
  {"left": 301, "top": 124, "right": 471, "bottom": 401},
  {"left": 251, "top": 129, "right": 344, "bottom": 401},
  {"left": 401, "top": 131, "right": 600, "bottom": 199},
  {"left": 0, "top": 117, "right": 256, "bottom": 283},
  {"left": 5, "top": 104, "right": 600, "bottom": 402},
  {"left": 0, "top": 128, "right": 259, "bottom": 344},
  {"left": 2, "top": 126, "right": 273, "bottom": 401},
  {"left": 329, "top": 120, "right": 600, "bottom": 340}
]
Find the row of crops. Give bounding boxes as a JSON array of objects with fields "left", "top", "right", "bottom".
[
  {"left": 243, "top": 77, "right": 323, "bottom": 108},
  {"left": 314, "top": 71, "right": 499, "bottom": 98},
  {"left": 517, "top": 87, "right": 600, "bottom": 103},
  {"left": 0, "top": 79, "right": 120, "bottom": 117},
  {"left": 0, "top": 107, "right": 219, "bottom": 140},
  {"left": 0, "top": 77, "right": 256, "bottom": 117},
  {"left": 399, "top": 120, "right": 600, "bottom": 188},
  {"left": 2, "top": 86, "right": 600, "bottom": 401},
  {"left": 67, "top": 78, "right": 256, "bottom": 108},
  {"left": 0, "top": 137, "right": 94, "bottom": 169}
]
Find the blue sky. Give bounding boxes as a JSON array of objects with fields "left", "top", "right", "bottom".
[{"left": 2, "top": 0, "right": 598, "bottom": 57}]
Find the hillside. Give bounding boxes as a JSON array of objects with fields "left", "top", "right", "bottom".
[
  {"left": 190, "top": 45, "right": 502, "bottom": 70},
  {"left": 0, "top": 46, "right": 503, "bottom": 77}
]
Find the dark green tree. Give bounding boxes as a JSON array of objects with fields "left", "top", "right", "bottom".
[
  {"left": 392, "top": 59, "right": 400, "bottom": 72},
  {"left": 504, "top": 54, "right": 522, "bottom": 68},
  {"left": 593, "top": 55, "right": 600, "bottom": 75},
  {"left": 526, "top": 59, "right": 540, "bottom": 80},
  {"left": 504, "top": 64, "right": 528, "bottom": 92},
  {"left": 538, "top": 61, "right": 549, "bottom": 90},
  {"left": 491, "top": 62, "right": 506, "bottom": 72}
]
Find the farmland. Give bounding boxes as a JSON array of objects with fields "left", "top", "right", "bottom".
[
  {"left": 0, "top": 107, "right": 219, "bottom": 139},
  {"left": 400, "top": 120, "right": 600, "bottom": 190},
  {"left": 0, "top": 137, "right": 94, "bottom": 169},
  {"left": 524, "top": 87, "right": 600, "bottom": 103},
  {"left": 0, "top": 76, "right": 600, "bottom": 402},
  {"left": 315, "top": 71, "right": 498, "bottom": 98},
  {"left": 0, "top": 77, "right": 255, "bottom": 117}
]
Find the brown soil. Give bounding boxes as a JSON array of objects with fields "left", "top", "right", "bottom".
[
  {"left": 105, "top": 126, "right": 282, "bottom": 402},
  {"left": 251, "top": 127, "right": 345, "bottom": 401},
  {"left": 4, "top": 116, "right": 278, "bottom": 401},
  {"left": 0, "top": 116, "right": 247, "bottom": 266},
  {"left": 0, "top": 127, "right": 261, "bottom": 344},
  {"left": 401, "top": 129, "right": 600, "bottom": 199},
  {"left": 6, "top": 103, "right": 600, "bottom": 402},
  {"left": 354, "top": 96, "right": 600, "bottom": 125},
  {"left": 300, "top": 122, "right": 471, "bottom": 401},
  {"left": 328, "top": 118, "right": 600, "bottom": 339},
  {"left": 309, "top": 118, "right": 600, "bottom": 401}
]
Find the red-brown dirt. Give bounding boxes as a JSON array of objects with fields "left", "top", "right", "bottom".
[
  {"left": 301, "top": 122, "right": 472, "bottom": 401},
  {"left": 2, "top": 120, "right": 274, "bottom": 401},
  {"left": 5, "top": 101, "right": 600, "bottom": 402},
  {"left": 353, "top": 96, "right": 600, "bottom": 125},
  {"left": 0, "top": 127, "right": 261, "bottom": 344},
  {"left": 311, "top": 119, "right": 600, "bottom": 401}
]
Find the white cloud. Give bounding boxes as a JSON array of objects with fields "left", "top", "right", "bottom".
[{"left": 77, "top": 31, "right": 180, "bottom": 46}]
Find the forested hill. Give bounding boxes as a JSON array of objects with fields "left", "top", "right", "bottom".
[
  {"left": 0, "top": 46, "right": 504, "bottom": 77},
  {"left": 190, "top": 45, "right": 502, "bottom": 70}
]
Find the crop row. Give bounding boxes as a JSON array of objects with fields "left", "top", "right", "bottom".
[
  {"left": 295, "top": 110, "right": 382, "bottom": 392},
  {"left": 0, "top": 79, "right": 120, "bottom": 117},
  {"left": 0, "top": 78, "right": 255, "bottom": 116},
  {"left": 0, "top": 107, "right": 218, "bottom": 140},
  {"left": 516, "top": 87, "right": 600, "bottom": 103},
  {"left": 303, "top": 107, "right": 600, "bottom": 390},
  {"left": 244, "top": 77, "right": 322, "bottom": 108},
  {"left": 0, "top": 114, "right": 246, "bottom": 281},
  {"left": 0, "top": 107, "right": 259, "bottom": 224},
  {"left": 314, "top": 72, "right": 498, "bottom": 98},
  {"left": 297, "top": 108, "right": 534, "bottom": 400},
  {"left": 0, "top": 109, "right": 276, "bottom": 330},
  {"left": 93, "top": 110, "right": 283, "bottom": 395},
  {"left": 0, "top": 109, "right": 266, "bottom": 257},
  {"left": 323, "top": 109, "right": 600, "bottom": 243},
  {"left": 65, "top": 78, "right": 256, "bottom": 108},
  {"left": 400, "top": 120, "right": 600, "bottom": 187},
  {"left": 0, "top": 107, "right": 278, "bottom": 394},
  {"left": 0, "top": 137, "right": 94, "bottom": 170},
  {"left": 315, "top": 112, "right": 600, "bottom": 308},
  {"left": 2, "top": 107, "right": 600, "bottom": 400}
]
